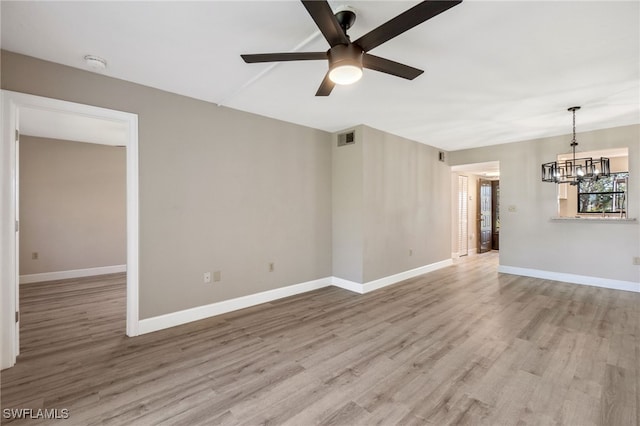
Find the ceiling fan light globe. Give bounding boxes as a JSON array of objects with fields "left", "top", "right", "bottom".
[{"left": 329, "top": 65, "right": 363, "bottom": 85}]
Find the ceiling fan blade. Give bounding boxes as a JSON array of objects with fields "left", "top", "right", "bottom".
[
  {"left": 363, "top": 54, "right": 424, "bottom": 80},
  {"left": 354, "top": 1, "right": 462, "bottom": 52},
  {"left": 315, "top": 72, "right": 335, "bottom": 96},
  {"left": 241, "top": 52, "right": 327, "bottom": 63},
  {"left": 301, "top": 0, "right": 350, "bottom": 47}
]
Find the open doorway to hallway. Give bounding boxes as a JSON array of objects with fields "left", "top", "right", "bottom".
[
  {"left": 1, "top": 91, "right": 139, "bottom": 369},
  {"left": 451, "top": 161, "right": 500, "bottom": 258}
]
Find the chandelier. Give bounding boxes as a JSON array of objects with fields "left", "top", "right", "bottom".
[{"left": 541, "top": 106, "right": 610, "bottom": 185}]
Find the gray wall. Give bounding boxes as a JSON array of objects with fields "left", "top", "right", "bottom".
[
  {"left": 450, "top": 124, "right": 640, "bottom": 283},
  {"left": 332, "top": 125, "right": 452, "bottom": 283},
  {"left": 19, "top": 136, "right": 126, "bottom": 275},
  {"left": 332, "top": 126, "right": 364, "bottom": 283},
  {"left": 362, "top": 126, "right": 451, "bottom": 282},
  {"left": 2, "top": 51, "right": 333, "bottom": 319}
]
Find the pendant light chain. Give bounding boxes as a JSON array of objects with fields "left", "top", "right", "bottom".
[{"left": 572, "top": 108, "right": 576, "bottom": 145}]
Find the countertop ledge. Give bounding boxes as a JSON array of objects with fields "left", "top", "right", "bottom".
[{"left": 550, "top": 217, "right": 637, "bottom": 223}]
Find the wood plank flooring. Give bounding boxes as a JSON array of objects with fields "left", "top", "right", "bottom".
[{"left": 1, "top": 253, "right": 638, "bottom": 425}]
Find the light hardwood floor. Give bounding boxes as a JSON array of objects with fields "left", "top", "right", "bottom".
[{"left": 1, "top": 253, "right": 638, "bottom": 425}]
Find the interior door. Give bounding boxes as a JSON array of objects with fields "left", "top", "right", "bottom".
[{"left": 478, "top": 179, "right": 492, "bottom": 253}]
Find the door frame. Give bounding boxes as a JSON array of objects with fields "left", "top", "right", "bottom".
[{"left": 1, "top": 90, "right": 140, "bottom": 369}]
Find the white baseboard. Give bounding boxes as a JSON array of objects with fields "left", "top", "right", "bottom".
[
  {"left": 139, "top": 258, "right": 455, "bottom": 335},
  {"left": 363, "top": 259, "right": 453, "bottom": 293},
  {"left": 332, "top": 259, "right": 454, "bottom": 294},
  {"left": 20, "top": 264, "right": 127, "bottom": 284},
  {"left": 332, "top": 277, "right": 365, "bottom": 294},
  {"left": 498, "top": 265, "right": 639, "bottom": 293},
  {"left": 138, "top": 277, "right": 333, "bottom": 335}
]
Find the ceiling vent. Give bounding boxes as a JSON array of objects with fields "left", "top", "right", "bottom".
[{"left": 337, "top": 130, "right": 355, "bottom": 147}]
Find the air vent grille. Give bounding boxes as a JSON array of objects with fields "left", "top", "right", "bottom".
[{"left": 337, "top": 131, "right": 355, "bottom": 147}]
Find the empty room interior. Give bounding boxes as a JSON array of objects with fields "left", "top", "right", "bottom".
[{"left": 1, "top": 1, "right": 639, "bottom": 425}]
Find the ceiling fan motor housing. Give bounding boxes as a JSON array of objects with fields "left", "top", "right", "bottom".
[{"left": 328, "top": 44, "right": 363, "bottom": 69}]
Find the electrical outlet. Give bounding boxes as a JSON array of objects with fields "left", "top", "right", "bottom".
[
  {"left": 633, "top": 257, "right": 640, "bottom": 266},
  {"left": 268, "top": 262, "right": 275, "bottom": 272},
  {"left": 203, "top": 272, "right": 211, "bottom": 283},
  {"left": 409, "top": 249, "right": 413, "bottom": 256},
  {"left": 31, "top": 252, "right": 38, "bottom": 260},
  {"left": 213, "top": 271, "right": 221, "bottom": 282}
]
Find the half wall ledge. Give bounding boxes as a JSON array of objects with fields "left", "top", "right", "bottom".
[{"left": 550, "top": 217, "right": 637, "bottom": 223}]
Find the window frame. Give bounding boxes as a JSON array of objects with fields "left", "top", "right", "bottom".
[{"left": 577, "top": 171, "right": 628, "bottom": 214}]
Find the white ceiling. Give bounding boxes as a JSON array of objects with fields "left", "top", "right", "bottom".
[{"left": 2, "top": 1, "right": 639, "bottom": 151}]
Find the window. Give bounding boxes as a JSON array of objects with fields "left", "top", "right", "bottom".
[{"left": 577, "top": 172, "right": 628, "bottom": 213}]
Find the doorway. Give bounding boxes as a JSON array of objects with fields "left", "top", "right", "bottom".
[
  {"left": 1, "top": 91, "right": 140, "bottom": 369},
  {"left": 451, "top": 161, "right": 500, "bottom": 257}
]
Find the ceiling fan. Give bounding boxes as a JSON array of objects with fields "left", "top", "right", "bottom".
[{"left": 241, "top": 1, "right": 462, "bottom": 96}]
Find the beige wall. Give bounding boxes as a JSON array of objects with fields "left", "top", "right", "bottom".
[
  {"left": 19, "top": 137, "right": 126, "bottom": 275},
  {"left": 450, "top": 124, "right": 640, "bottom": 284},
  {"left": 2, "top": 51, "right": 333, "bottom": 319},
  {"left": 332, "top": 125, "right": 452, "bottom": 283}
]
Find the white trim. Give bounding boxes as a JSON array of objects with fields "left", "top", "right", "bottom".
[
  {"left": 331, "top": 277, "right": 364, "bottom": 294},
  {"left": 1, "top": 91, "right": 139, "bottom": 369},
  {"left": 125, "top": 111, "right": 140, "bottom": 338},
  {"left": 362, "top": 259, "right": 453, "bottom": 293},
  {"left": 1, "top": 91, "right": 19, "bottom": 369},
  {"left": 20, "top": 265, "right": 127, "bottom": 284},
  {"left": 498, "top": 265, "right": 639, "bottom": 293},
  {"left": 139, "top": 277, "right": 333, "bottom": 335},
  {"left": 333, "top": 259, "right": 454, "bottom": 294}
]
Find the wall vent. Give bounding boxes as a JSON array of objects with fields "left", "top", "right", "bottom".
[
  {"left": 337, "top": 130, "right": 355, "bottom": 147},
  {"left": 438, "top": 151, "right": 446, "bottom": 162}
]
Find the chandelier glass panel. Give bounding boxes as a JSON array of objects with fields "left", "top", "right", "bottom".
[{"left": 541, "top": 106, "right": 610, "bottom": 185}]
